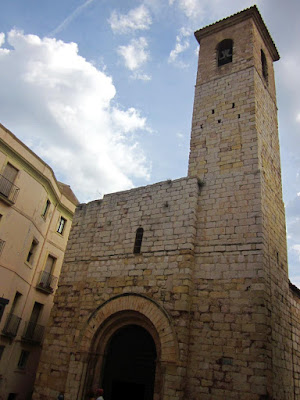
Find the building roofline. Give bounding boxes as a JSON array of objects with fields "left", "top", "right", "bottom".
[
  {"left": 57, "top": 181, "right": 79, "bottom": 206},
  {"left": 289, "top": 280, "right": 300, "bottom": 299},
  {"left": 0, "top": 122, "right": 79, "bottom": 208},
  {"left": 194, "top": 5, "right": 280, "bottom": 62}
]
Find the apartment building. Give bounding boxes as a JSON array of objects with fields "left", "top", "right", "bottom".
[{"left": 0, "top": 122, "right": 78, "bottom": 400}]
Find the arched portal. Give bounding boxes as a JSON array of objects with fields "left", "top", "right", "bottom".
[
  {"left": 102, "top": 324, "right": 157, "bottom": 400},
  {"left": 65, "top": 294, "right": 179, "bottom": 400}
]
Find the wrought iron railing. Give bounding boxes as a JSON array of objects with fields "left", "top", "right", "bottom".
[
  {"left": 0, "top": 175, "right": 20, "bottom": 204},
  {"left": 0, "top": 239, "right": 5, "bottom": 255},
  {"left": 36, "top": 271, "right": 57, "bottom": 293},
  {"left": 22, "top": 321, "right": 45, "bottom": 343},
  {"left": 2, "top": 313, "right": 21, "bottom": 337}
]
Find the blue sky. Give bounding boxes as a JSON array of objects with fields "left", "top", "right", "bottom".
[{"left": 0, "top": 0, "right": 299, "bottom": 287}]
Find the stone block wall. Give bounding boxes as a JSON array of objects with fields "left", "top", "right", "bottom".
[
  {"left": 34, "top": 177, "right": 200, "bottom": 400},
  {"left": 33, "top": 7, "right": 300, "bottom": 400},
  {"left": 289, "top": 284, "right": 300, "bottom": 399},
  {"left": 186, "top": 9, "right": 296, "bottom": 399}
]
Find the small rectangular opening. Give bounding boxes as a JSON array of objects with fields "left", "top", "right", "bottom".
[
  {"left": 26, "top": 239, "right": 38, "bottom": 264},
  {"left": 17, "top": 350, "right": 30, "bottom": 369},
  {"left": 57, "top": 216, "right": 67, "bottom": 235},
  {"left": 42, "top": 199, "right": 51, "bottom": 218},
  {"left": 0, "top": 345, "right": 4, "bottom": 360}
]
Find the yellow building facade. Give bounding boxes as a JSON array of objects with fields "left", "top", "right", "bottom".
[{"left": 0, "top": 123, "right": 78, "bottom": 400}]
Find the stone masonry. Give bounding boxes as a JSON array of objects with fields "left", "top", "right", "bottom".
[{"left": 33, "top": 6, "right": 300, "bottom": 400}]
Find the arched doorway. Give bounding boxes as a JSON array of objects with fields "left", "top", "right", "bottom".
[
  {"left": 74, "top": 295, "right": 179, "bottom": 400},
  {"left": 102, "top": 324, "right": 157, "bottom": 400}
]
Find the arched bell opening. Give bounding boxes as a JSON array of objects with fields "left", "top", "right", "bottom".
[{"left": 84, "top": 310, "right": 163, "bottom": 400}]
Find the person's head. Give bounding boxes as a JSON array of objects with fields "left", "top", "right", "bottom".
[{"left": 96, "top": 389, "right": 104, "bottom": 396}]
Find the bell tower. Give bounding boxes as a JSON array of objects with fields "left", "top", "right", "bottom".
[
  {"left": 188, "top": 6, "right": 279, "bottom": 180},
  {"left": 187, "top": 6, "right": 294, "bottom": 399}
]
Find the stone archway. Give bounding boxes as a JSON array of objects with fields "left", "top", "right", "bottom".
[
  {"left": 65, "top": 294, "right": 179, "bottom": 400},
  {"left": 102, "top": 324, "right": 157, "bottom": 400},
  {"left": 84, "top": 309, "right": 163, "bottom": 400}
]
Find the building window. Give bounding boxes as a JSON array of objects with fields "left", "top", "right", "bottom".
[
  {"left": 45, "top": 254, "right": 56, "bottom": 275},
  {"left": 22, "top": 302, "right": 44, "bottom": 342},
  {"left": 261, "top": 49, "right": 268, "bottom": 82},
  {"left": 9, "top": 291, "right": 22, "bottom": 318},
  {"left": 37, "top": 254, "right": 57, "bottom": 292},
  {"left": 42, "top": 199, "right": 51, "bottom": 219},
  {"left": 0, "top": 297, "right": 9, "bottom": 323},
  {"left": 0, "top": 345, "right": 4, "bottom": 360},
  {"left": 0, "top": 163, "right": 19, "bottom": 199},
  {"left": 133, "top": 227, "right": 144, "bottom": 254},
  {"left": 57, "top": 216, "right": 67, "bottom": 235},
  {"left": 2, "top": 292, "right": 22, "bottom": 337},
  {"left": 26, "top": 239, "right": 38, "bottom": 265},
  {"left": 17, "top": 350, "right": 30, "bottom": 369},
  {"left": 217, "top": 39, "right": 233, "bottom": 66}
]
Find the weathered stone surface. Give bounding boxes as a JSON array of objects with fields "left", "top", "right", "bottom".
[{"left": 33, "top": 6, "right": 300, "bottom": 400}]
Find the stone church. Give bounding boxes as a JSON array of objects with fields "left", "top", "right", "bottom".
[{"left": 33, "top": 6, "right": 300, "bottom": 400}]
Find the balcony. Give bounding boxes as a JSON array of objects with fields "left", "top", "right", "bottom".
[
  {"left": 36, "top": 271, "right": 57, "bottom": 294},
  {"left": 2, "top": 313, "right": 21, "bottom": 337},
  {"left": 0, "top": 175, "right": 20, "bottom": 205},
  {"left": 22, "top": 321, "right": 45, "bottom": 344}
]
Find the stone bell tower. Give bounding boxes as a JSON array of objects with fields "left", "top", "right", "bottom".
[
  {"left": 187, "top": 6, "right": 294, "bottom": 399},
  {"left": 33, "top": 6, "right": 300, "bottom": 400}
]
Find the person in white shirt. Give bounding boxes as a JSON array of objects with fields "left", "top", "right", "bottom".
[{"left": 95, "top": 388, "right": 104, "bottom": 400}]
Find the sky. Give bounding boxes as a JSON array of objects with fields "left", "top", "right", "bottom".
[{"left": 0, "top": 0, "right": 299, "bottom": 287}]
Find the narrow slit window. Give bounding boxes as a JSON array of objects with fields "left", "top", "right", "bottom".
[
  {"left": 42, "top": 199, "right": 51, "bottom": 218},
  {"left": 26, "top": 239, "right": 38, "bottom": 264},
  {"left": 133, "top": 227, "right": 144, "bottom": 254},
  {"left": 17, "top": 350, "right": 30, "bottom": 369},
  {"left": 0, "top": 345, "right": 4, "bottom": 360},
  {"left": 0, "top": 297, "right": 9, "bottom": 323},
  {"left": 57, "top": 216, "right": 67, "bottom": 235},
  {"left": 217, "top": 39, "right": 233, "bottom": 66},
  {"left": 261, "top": 49, "right": 268, "bottom": 82}
]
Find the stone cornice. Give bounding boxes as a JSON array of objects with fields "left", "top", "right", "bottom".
[{"left": 194, "top": 5, "right": 280, "bottom": 62}]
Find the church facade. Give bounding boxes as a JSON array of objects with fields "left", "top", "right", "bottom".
[{"left": 33, "top": 7, "right": 300, "bottom": 400}]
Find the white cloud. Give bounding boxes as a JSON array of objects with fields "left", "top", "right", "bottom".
[
  {"left": 177, "top": 0, "right": 201, "bottom": 19},
  {"left": 168, "top": 0, "right": 208, "bottom": 20},
  {"left": 0, "top": 33, "right": 5, "bottom": 47},
  {"left": 292, "top": 244, "right": 300, "bottom": 258},
  {"left": 168, "top": 27, "right": 191, "bottom": 67},
  {"left": 0, "top": 30, "right": 151, "bottom": 202},
  {"left": 112, "top": 107, "right": 146, "bottom": 133},
  {"left": 109, "top": 5, "right": 152, "bottom": 34},
  {"left": 169, "top": 0, "right": 255, "bottom": 21},
  {"left": 117, "top": 37, "right": 150, "bottom": 71},
  {"left": 132, "top": 72, "right": 151, "bottom": 81}
]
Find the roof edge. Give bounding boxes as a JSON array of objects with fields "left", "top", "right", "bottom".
[
  {"left": 194, "top": 6, "right": 279, "bottom": 62},
  {"left": 289, "top": 280, "right": 300, "bottom": 299},
  {"left": 0, "top": 121, "right": 79, "bottom": 207}
]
